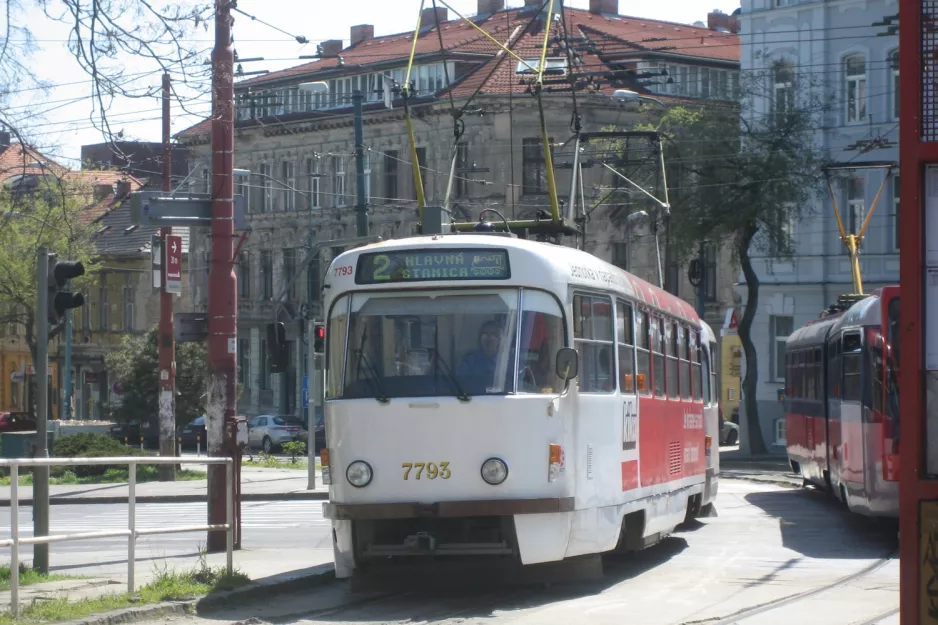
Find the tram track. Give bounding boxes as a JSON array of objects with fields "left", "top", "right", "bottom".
[{"left": 681, "top": 551, "right": 897, "bottom": 625}]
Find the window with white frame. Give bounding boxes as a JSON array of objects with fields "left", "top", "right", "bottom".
[
  {"left": 282, "top": 161, "right": 296, "bottom": 211},
  {"left": 258, "top": 163, "right": 272, "bottom": 212},
  {"left": 307, "top": 156, "right": 321, "bottom": 209},
  {"left": 201, "top": 168, "right": 210, "bottom": 194},
  {"left": 235, "top": 171, "right": 249, "bottom": 213},
  {"left": 770, "top": 315, "right": 793, "bottom": 381},
  {"left": 122, "top": 275, "right": 134, "bottom": 332},
  {"left": 99, "top": 282, "right": 109, "bottom": 331},
  {"left": 333, "top": 155, "right": 346, "bottom": 207},
  {"left": 890, "top": 50, "right": 900, "bottom": 121},
  {"left": 774, "top": 63, "right": 795, "bottom": 119},
  {"left": 846, "top": 177, "right": 866, "bottom": 235},
  {"left": 893, "top": 174, "right": 901, "bottom": 251},
  {"left": 774, "top": 418, "right": 787, "bottom": 444},
  {"left": 844, "top": 54, "right": 867, "bottom": 123}
]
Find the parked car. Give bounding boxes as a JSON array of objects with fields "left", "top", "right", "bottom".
[
  {"left": 0, "top": 412, "right": 37, "bottom": 433},
  {"left": 108, "top": 419, "right": 159, "bottom": 447},
  {"left": 177, "top": 416, "right": 206, "bottom": 450},
  {"left": 247, "top": 415, "right": 307, "bottom": 453}
]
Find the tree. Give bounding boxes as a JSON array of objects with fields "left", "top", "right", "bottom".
[
  {"left": 0, "top": 176, "right": 99, "bottom": 377},
  {"left": 633, "top": 68, "right": 829, "bottom": 453},
  {"left": 104, "top": 327, "right": 207, "bottom": 428}
]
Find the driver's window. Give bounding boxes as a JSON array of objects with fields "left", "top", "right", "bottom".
[{"left": 517, "top": 289, "right": 565, "bottom": 393}]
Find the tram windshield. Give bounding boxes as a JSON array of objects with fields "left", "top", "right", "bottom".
[{"left": 326, "top": 288, "right": 566, "bottom": 400}]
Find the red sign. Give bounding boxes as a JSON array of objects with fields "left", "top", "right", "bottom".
[{"left": 164, "top": 235, "right": 182, "bottom": 294}]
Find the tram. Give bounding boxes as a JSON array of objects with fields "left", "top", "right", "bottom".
[
  {"left": 318, "top": 233, "right": 721, "bottom": 577},
  {"left": 784, "top": 286, "right": 899, "bottom": 517}
]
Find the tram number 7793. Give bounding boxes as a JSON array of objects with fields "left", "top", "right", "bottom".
[
  {"left": 402, "top": 462, "right": 452, "bottom": 480},
  {"left": 622, "top": 397, "right": 639, "bottom": 451}
]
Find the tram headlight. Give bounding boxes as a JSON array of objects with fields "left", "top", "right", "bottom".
[
  {"left": 346, "top": 460, "right": 373, "bottom": 488},
  {"left": 481, "top": 457, "right": 509, "bottom": 485}
]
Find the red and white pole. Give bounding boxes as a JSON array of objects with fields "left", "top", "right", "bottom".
[
  {"left": 207, "top": 0, "right": 238, "bottom": 552},
  {"left": 158, "top": 72, "right": 176, "bottom": 482}
]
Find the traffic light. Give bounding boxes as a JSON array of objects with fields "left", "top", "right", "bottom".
[
  {"left": 313, "top": 322, "right": 325, "bottom": 354},
  {"left": 47, "top": 260, "right": 85, "bottom": 326},
  {"left": 266, "top": 322, "right": 288, "bottom": 374}
]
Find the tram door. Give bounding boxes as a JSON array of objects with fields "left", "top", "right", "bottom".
[{"left": 616, "top": 300, "right": 640, "bottom": 491}]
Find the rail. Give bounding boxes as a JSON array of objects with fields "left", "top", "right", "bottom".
[{"left": 0, "top": 456, "right": 233, "bottom": 617}]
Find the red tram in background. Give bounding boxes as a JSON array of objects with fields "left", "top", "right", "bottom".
[{"left": 784, "top": 286, "right": 900, "bottom": 517}]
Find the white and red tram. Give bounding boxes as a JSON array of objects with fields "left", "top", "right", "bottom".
[
  {"left": 785, "top": 286, "right": 900, "bottom": 517},
  {"left": 318, "top": 234, "right": 720, "bottom": 577}
]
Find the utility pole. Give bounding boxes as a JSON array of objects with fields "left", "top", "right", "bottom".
[
  {"left": 34, "top": 247, "right": 50, "bottom": 574},
  {"left": 158, "top": 72, "right": 176, "bottom": 482},
  {"left": 353, "top": 90, "right": 368, "bottom": 237},
  {"left": 206, "top": 0, "right": 237, "bottom": 553},
  {"left": 696, "top": 242, "right": 707, "bottom": 320}
]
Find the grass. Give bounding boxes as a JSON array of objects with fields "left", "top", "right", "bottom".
[
  {"left": 242, "top": 454, "right": 322, "bottom": 471},
  {"left": 0, "top": 467, "right": 206, "bottom": 487},
  {"left": 0, "top": 561, "right": 250, "bottom": 624},
  {"left": 0, "top": 565, "right": 77, "bottom": 592}
]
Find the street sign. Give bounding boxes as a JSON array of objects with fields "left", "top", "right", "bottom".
[
  {"left": 722, "top": 307, "right": 739, "bottom": 337},
  {"left": 165, "top": 235, "right": 183, "bottom": 294},
  {"left": 174, "top": 312, "right": 209, "bottom": 343},
  {"left": 302, "top": 375, "right": 309, "bottom": 408},
  {"left": 129, "top": 192, "right": 249, "bottom": 229},
  {"left": 151, "top": 235, "right": 163, "bottom": 290}
]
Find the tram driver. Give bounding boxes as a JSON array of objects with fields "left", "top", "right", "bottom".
[{"left": 457, "top": 319, "right": 503, "bottom": 382}]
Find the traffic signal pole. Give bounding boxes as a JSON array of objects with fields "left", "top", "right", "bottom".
[
  {"left": 159, "top": 72, "right": 176, "bottom": 482},
  {"left": 34, "top": 247, "right": 50, "bottom": 574},
  {"left": 206, "top": 0, "right": 237, "bottom": 553}
]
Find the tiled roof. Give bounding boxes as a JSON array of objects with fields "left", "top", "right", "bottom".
[
  {"left": 177, "top": 6, "right": 738, "bottom": 138},
  {"left": 0, "top": 143, "right": 69, "bottom": 181},
  {"left": 91, "top": 178, "right": 191, "bottom": 257}
]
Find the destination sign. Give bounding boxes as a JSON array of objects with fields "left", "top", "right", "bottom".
[{"left": 355, "top": 248, "right": 511, "bottom": 284}]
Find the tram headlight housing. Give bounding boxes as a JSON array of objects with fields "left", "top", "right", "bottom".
[
  {"left": 481, "top": 457, "right": 509, "bottom": 485},
  {"left": 346, "top": 460, "right": 373, "bottom": 488}
]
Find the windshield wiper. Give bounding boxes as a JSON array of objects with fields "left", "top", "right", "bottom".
[
  {"left": 430, "top": 349, "right": 471, "bottom": 403},
  {"left": 355, "top": 331, "right": 390, "bottom": 404}
]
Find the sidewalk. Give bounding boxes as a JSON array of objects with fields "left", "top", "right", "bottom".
[
  {"left": 0, "top": 465, "right": 328, "bottom": 506},
  {"left": 718, "top": 448, "right": 802, "bottom": 487}
]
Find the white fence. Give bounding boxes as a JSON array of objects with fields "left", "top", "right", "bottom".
[{"left": 0, "top": 456, "right": 233, "bottom": 616}]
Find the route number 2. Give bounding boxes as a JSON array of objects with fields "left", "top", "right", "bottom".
[{"left": 402, "top": 462, "right": 451, "bottom": 480}]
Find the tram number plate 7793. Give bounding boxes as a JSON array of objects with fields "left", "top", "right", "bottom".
[{"left": 402, "top": 462, "right": 451, "bottom": 480}]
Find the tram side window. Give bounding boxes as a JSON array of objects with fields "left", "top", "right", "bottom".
[
  {"left": 805, "top": 348, "right": 815, "bottom": 400},
  {"left": 652, "top": 317, "right": 666, "bottom": 397},
  {"left": 666, "top": 321, "right": 679, "bottom": 399},
  {"left": 701, "top": 342, "right": 712, "bottom": 405},
  {"left": 636, "top": 312, "right": 651, "bottom": 396},
  {"left": 616, "top": 300, "right": 636, "bottom": 393},
  {"left": 813, "top": 348, "right": 823, "bottom": 401},
  {"left": 573, "top": 294, "right": 615, "bottom": 393},
  {"left": 785, "top": 351, "right": 793, "bottom": 398},
  {"left": 680, "top": 327, "right": 692, "bottom": 400},
  {"left": 792, "top": 350, "right": 802, "bottom": 398},
  {"left": 827, "top": 338, "right": 841, "bottom": 398},
  {"left": 871, "top": 337, "right": 884, "bottom": 413},
  {"left": 842, "top": 332, "right": 863, "bottom": 402},
  {"left": 692, "top": 332, "right": 703, "bottom": 401},
  {"left": 709, "top": 342, "right": 718, "bottom": 405},
  {"left": 325, "top": 294, "right": 350, "bottom": 399}
]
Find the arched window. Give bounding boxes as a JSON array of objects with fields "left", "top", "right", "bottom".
[
  {"left": 773, "top": 62, "right": 795, "bottom": 117},
  {"left": 844, "top": 54, "right": 867, "bottom": 123},
  {"left": 890, "top": 50, "right": 900, "bottom": 121}
]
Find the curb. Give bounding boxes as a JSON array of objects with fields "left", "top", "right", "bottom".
[
  {"left": 56, "top": 564, "right": 336, "bottom": 625},
  {"left": 721, "top": 474, "right": 801, "bottom": 488},
  {"left": 0, "top": 492, "right": 329, "bottom": 507}
]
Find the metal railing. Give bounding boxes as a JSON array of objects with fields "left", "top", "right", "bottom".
[{"left": 0, "top": 456, "right": 233, "bottom": 617}]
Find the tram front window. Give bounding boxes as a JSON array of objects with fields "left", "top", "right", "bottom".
[{"left": 331, "top": 289, "right": 565, "bottom": 400}]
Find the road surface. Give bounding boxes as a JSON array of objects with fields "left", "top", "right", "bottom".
[{"left": 126, "top": 479, "right": 900, "bottom": 625}]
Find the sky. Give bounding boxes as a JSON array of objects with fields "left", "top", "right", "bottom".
[{"left": 5, "top": 0, "right": 741, "bottom": 169}]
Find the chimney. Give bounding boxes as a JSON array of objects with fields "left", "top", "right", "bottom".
[
  {"left": 93, "top": 183, "right": 114, "bottom": 203},
  {"left": 707, "top": 10, "right": 740, "bottom": 34},
  {"left": 0, "top": 130, "right": 9, "bottom": 149},
  {"left": 350, "top": 24, "right": 374, "bottom": 46},
  {"left": 115, "top": 179, "right": 132, "bottom": 198},
  {"left": 589, "top": 0, "right": 618, "bottom": 15},
  {"left": 319, "top": 39, "right": 344, "bottom": 58},
  {"left": 477, "top": 0, "right": 505, "bottom": 14},
  {"left": 421, "top": 7, "right": 447, "bottom": 25}
]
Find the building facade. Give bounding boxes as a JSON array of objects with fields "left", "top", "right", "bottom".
[
  {"left": 178, "top": 0, "right": 742, "bottom": 419},
  {"left": 738, "top": 0, "right": 899, "bottom": 452}
]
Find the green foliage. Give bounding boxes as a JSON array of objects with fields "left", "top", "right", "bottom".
[
  {"left": 50, "top": 432, "right": 151, "bottom": 477},
  {"left": 104, "top": 327, "right": 207, "bottom": 429},
  {"left": 0, "top": 177, "right": 100, "bottom": 355},
  {"left": 281, "top": 440, "right": 306, "bottom": 463}
]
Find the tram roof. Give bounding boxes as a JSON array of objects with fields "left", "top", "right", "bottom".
[
  {"left": 786, "top": 291, "right": 884, "bottom": 350},
  {"left": 330, "top": 234, "right": 700, "bottom": 325}
]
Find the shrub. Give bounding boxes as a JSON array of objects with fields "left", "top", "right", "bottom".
[
  {"left": 281, "top": 440, "right": 306, "bottom": 463},
  {"left": 52, "top": 432, "right": 154, "bottom": 477}
]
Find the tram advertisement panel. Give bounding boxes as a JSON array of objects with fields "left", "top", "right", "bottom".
[{"left": 355, "top": 248, "right": 511, "bottom": 284}]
